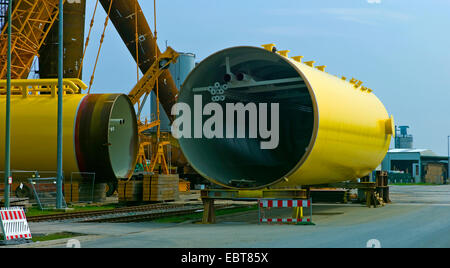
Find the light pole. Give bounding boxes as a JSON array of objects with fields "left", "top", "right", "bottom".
[
  {"left": 4, "top": 0, "right": 13, "bottom": 208},
  {"left": 447, "top": 135, "right": 449, "bottom": 185},
  {"left": 56, "top": 0, "right": 64, "bottom": 209}
]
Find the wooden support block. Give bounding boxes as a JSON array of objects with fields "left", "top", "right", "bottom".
[
  {"left": 366, "top": 189, "right": 376, "bottom": 208},
  {"left": 202, "top": 198, "right": 216, "bottom": 224},
  {"left": 143, "top": 174, "right": 179, "bottom": 202},
  {"left": 64, "top": 183, "right": 79, "bottom": 203},
  {"left": 118, "top": 180, "right": 143, "bottom": 202}
]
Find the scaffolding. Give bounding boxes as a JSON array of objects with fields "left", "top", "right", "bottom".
[{"left": 0, "top": 0, "right": 61, "bottom": 79}]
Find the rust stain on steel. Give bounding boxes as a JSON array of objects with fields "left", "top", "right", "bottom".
[
  {"left": 99, "top": 0, "right": 178, "bottom": 122},
  {"left": 39, "top": 0, "right": 87, "bottom": 79}
]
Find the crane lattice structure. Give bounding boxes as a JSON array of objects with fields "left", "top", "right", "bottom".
[{"left": 0, "top": 0, "right": 62, "bottom": 79}]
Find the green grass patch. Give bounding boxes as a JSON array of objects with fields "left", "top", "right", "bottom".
[
  {"left": 31, "top": 232, "right": 82, "bottom": 242},
  {"left": 154, "top": 205, "right": 259, "bottom": 223},
  {"left": 25, "top": 204, "right": 118, "bottom": 217},
  {"left": 296, "top": 222, "right": 316, "bottom": 226},
  {"left": 1, "top": 232, "right": 81, "bottom": 243}
]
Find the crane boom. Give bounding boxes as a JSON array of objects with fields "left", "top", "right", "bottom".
[
  {"left": 99, "top": 0, "right": 179, "bottom": 122},
  {"left": 128, "top": 46, "right": 178, "bottom": 105}
]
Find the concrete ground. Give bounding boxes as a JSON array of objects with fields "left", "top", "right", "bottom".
[{"left": 10, "top": 185, "right": 450, "bottom": 248}]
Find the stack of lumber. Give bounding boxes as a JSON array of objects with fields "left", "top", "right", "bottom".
[
  {"left": 425, "top": 164, "right": 444, "bottom": 184},
  {"left": 118, "top": 180, "right": 143, "bottom": 202},
  {"left": 179, "top": 179, "right": 191, "bottom": 192},
  {"left": 64, "top": 182, "right": 79, "bottom": 203},
  {"left": 143, "top": 174, "right": 179, "bottom": 202}
]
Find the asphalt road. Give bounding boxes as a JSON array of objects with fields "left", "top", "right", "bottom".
[{"left": 23, "top": 185, "right": 450, "bottom": 248}]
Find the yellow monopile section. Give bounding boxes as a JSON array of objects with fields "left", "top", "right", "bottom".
[
  {"left": 177, "top": 46, "right": 394, "bottom": 189},
  {"left": 278, "top": 56, "right": 394, "bottom": 186},
  {"left": 0, "top": 80, "right": 139, "bottom": 182},
  {"left": 0, "top": 94, "right": 85, "bottom": 177}
]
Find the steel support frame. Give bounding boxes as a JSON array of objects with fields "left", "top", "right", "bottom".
[
  {"left": 305, "top": 172, "right": 390, "bottom": 208},
  {"left": 192, "top": 77, "right": 304, "bottom": 93},
  {"left": 55, "top": 0, "right": 64, "bottom": 209},
  {"left": 447, "top": 135, "right": 449, "bottom": 185},
  {"left": 200, "top": 189, "right": 308, "bottom": 224},
  {"left": 3, "top": 0, "right": 11, "bottom": 208}
]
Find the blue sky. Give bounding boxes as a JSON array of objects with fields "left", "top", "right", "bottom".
[{"left": 81, "top": 0, "right": 450, "bottom": 155}]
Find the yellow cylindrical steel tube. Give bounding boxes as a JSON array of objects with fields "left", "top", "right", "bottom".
[
  {"left": 0, "top": 93, "right": 139, "bottom": 182},
  {"left": 277, "top": 53, "right": 394, "bottom": 187},
  {"left": 177, "top": 46, "right": 394, "bottom": 189}
]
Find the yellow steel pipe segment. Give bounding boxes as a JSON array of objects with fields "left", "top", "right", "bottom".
[
  {"left": 0, "top": 83, "right": 139, "bottom": 182},
  {"left": 177, "top": 46, "right": 394, "bottom": 189}
]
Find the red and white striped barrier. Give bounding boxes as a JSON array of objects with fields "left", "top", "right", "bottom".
[
  {"left": 0, "top": 207, "right": 32, "bottom": 241},
  {"left": 260, "top": 218, "right": 311, "bottom": 223},
  {"left": 259, "top": 199, "right": 310, "bottom": 208},
  {"left": 258, "top": 198, "right": 313, "bottom": 225}
]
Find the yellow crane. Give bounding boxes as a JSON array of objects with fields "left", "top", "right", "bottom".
[
  {"left": 127, "top": 46, "right": 179, "bottom": 174},
  {"left": 0, "top": 0, "right": 62, "bottom": 79},
  {"left": 0, "top": 0, "right": 184, "bottom": 204},
  {"left": 1, "top": 0, "right": 181, "bottom": 181}
]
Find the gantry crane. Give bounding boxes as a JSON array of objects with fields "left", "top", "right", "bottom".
[{"left": 128, "top": 46, "right": 179, "bottom": 174}]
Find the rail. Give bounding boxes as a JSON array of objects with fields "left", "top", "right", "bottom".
[
  {"left": 0, "top": 79, "right": 87, "bottom": 97},
  {"left": 84, "top": 204, "right": 235, "bottom": 223},
  {"left": 27, "top": 203, "right": 185, "bottom": 222}
]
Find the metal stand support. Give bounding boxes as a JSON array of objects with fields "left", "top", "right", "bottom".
[{"left": 200, "top": 189, "right": 308, "bottom": 224}]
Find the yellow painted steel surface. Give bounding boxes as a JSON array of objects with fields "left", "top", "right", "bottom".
[
  {"left": 0, "top": 79, "right": 139, "bottom": 181},
  {"left": 276, "top": 56, "right": 394, "bottom": 187},
  {"left": 0, "top": 94, "right": 85, "bottom": 178},
  {"left": 178, "top": 46, "right": 394, "bottom": 189}
]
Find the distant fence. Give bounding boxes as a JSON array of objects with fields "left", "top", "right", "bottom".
[
  {"left": 387, "top": 172, "right": 414, "bottom": 184},
  {"left": 0, "top": 171, "right": 103, "bottom": 207},
  {"left": 28, "top": 177, "right": 67, "bottom": 210},
  {"left": 0, "top": 171, "right": 57, "bottom": 205},
  {"left": 64, "top": 172, "right": 96, "bottom": 204}
]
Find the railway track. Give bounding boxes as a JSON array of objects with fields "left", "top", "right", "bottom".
[
  {"left": 27, "top": 203, "right": 186, "bottom": 222},
  {"left": 83, "top": 204, "right": 234, "bottom": 223},
  {"left": 84, "top": 207, "right": 202, "bottom": 223}
]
